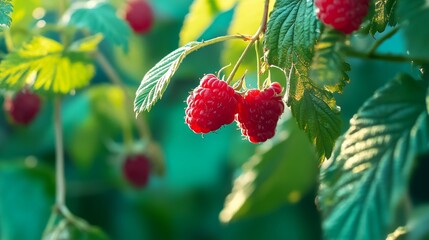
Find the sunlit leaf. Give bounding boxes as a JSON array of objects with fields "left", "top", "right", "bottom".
[
  {"left": 368, "top": 0, "right": 397, "bottom": 35},
  {"left": 310, "top": 27, "right": 350, "bottom": 93},
  {"left": 220, "top": 116, "right": 317, "bottom": 222},
  {"left": 62, "top": 0, "right": 131, "bottom": 51},
  {"left": 179, "top": 0, "right": 237, "bottom": 46},
  {"left": 0, "top": 0, "right": 13, "bottom": 29},
  {"left": 264, "top": 0, "right": 340, "bottom": 161},
  {"left": 0, "top": 36, "right": 96, "bottom": 94},
  {"left": 319, "top": 74, "right": 429, "bottom": 240},
  {"left": 69, "top": 33, "right": 103, "bottom": 52},
  {"left": 134, "top": 41, "right": 200, "bottom": 114},
  {"left": 397, "top": 0, "right": 429, "bottom": 61}
]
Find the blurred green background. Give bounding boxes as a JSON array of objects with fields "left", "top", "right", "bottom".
[{"left": 0, "top": 0, "right": 420, "bottom": 239}]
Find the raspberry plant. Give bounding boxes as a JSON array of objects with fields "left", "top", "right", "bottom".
[
  {"left": 0, "top": 0, "right": 428, "bottom": 239},
  {"left": 133, "top": 0, "right": 429, "bottom": 239}
]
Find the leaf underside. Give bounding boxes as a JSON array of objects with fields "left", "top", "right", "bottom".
[
  {"left": 134, "top": 41, "right": 199, "bottom": 114},
  {"left": 319, "top": 74, "right": 429, "bottom": 240}
]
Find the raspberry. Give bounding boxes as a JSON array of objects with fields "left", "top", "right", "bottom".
[
  {"left": 124, "top": 0, "right": 154, "bottom": 34},
  {"left": 185, "top": 74, "right": 241, "bottom": 134},
  {"left": 123, "top": 154, "right": 151, "bottom": 188},
  {"left": 315, "top": 0, "right": 370, "bottom": 34},
  {"left": 4, "top": 89, "right": 41, "bottom": 125},
  {"left": 236, "top": 83, "right": 284, "bottom": 143}
]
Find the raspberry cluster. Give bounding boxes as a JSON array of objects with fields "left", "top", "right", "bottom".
[
  {"left": 185, "top": 74, "right": 285, "bottom": 143},
  {"left": 315, "top": 0, "right": 370, "bottom": 34},
  {"left": 4, "top": 89, "right": 41, "bottom": 125}
]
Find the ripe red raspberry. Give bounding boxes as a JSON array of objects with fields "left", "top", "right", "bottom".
[
  {"left": 4, "top": 89, "right": 41, "bottom": 125},
  {"left": 124, "top": 0, "right": 154, "bottom": 34},
  {"left": 185, "top": 74, "right": 241, "bottom": 134},
  {"left": 315, "top": 0, "right": 370, "bottom": 34},
  {"left": 236, "top": 83, "right": 284, "bottom": 143},
  {"left": 123, "top": 154, "right": 151, "bottom": 188}
]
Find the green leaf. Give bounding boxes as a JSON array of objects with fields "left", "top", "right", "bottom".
[
  {"left": 318, "top": 74, "right": 429, "bottom": 240},
  {"left": 368, "top": 0, "right": 397, "bottom": 35},
  {"left": 0, "top": 36, "right": 96, "bottom": 94},
  {"left": 179, "top": 0, "right": 237, "bottom": 46},
  {"left": 0, "top": 161, "right": 55, "bottom": 240},
  {"left": 0, "top": 0, "right": 12, "bottom": 29},
  {"left": 69, "top": 33, "right": 104, "bottom": 52},
  {"left": 220, "top": 117, "right": 317, "bottom": 222},
  {"left": 264, "top": 0, "right": 341, "bottom": 161},
  {"left": 397, "top": 0, "right": 429, "bottom": 61},
  {"left": 310, "top": 28, "right": 350, "bottom": 93},
  {"left": 134, "top": 41, "right": 200, "bottom": 114},
  {"left": 62, "top": 0, "right": 131, "bottom": 51}
]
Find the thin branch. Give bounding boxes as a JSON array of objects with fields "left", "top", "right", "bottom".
[
  {"left": 54, "top": 97, "right": 66, "bottom": 206},
  {"left": 95, "top": 51, "right": 153, "bottom": 140},
  {"left": 345, "top": 47, "right": 429, "bottom": 65},
  {"left": 368, "top": 26, "right": 400, "bottom": 56},
  {"left": 226, "top": 0, "right": 270, "bottom": 84}
]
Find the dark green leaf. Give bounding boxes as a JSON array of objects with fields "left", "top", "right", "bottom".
[
  {"left": 319, "top": 74, "right": 429, "bottom": 240},
  {"left": 397, "top": 0, "right": 429, "bottom": 61},
  {"left": 0, "top": 161, "right": 55, "bottom": 240},
  {"left": 310, "top": 27, "right": 350, "bottom": 93},
  {"left": 134, "top": 41, "right": 199, "bottom": 114},
  {"left": 368, "top": 0, "right": 397, "bottom": 35},
  {"left": 220, "top": 117, "right": 317, "bottom": 222},
  {"left": 0, "top": 36, "right": 96, "bottom": 94},
  {"left": 63, "top": 0, "right": 131, "bottom": 51},
  {"left": 0, "top": 0, "right": 12, "bottom": 29},
  {"left": 264, "top": 0, "right": 341, "bottom": 161}
]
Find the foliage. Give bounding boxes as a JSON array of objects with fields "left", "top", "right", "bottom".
[
  {"left": 0, "top": 0, "right": 429, "bottom": 239},
  {"left": 62, "top": 0, "right": 131, "bottom": 51},
  {"left": 0, "top": 35, "right": 100, "bottom": 94},
  {"left": 319, "top": 74, "right": 429, "bottom": 239}
]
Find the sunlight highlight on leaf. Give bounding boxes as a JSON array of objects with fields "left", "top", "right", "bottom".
[
  {"left": 0, "top": 36, "right": 96, "bottom": 94},
  {"left": 319, "top": 74, "right": 429, "bottom": 240}
]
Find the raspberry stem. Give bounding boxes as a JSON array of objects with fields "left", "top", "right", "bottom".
[
  {"left": 225, "top": 0, "right": 270, "bottom": 84},
  {"left": 368, "top": 26, "right": 400, "bottom": 56},
  {"left": 95, "top": 51, "right": 153, "bottom": 141},
  {"left": 344, "top": 47, "right": 429, "bottom": 64},
  {"left": 54, "top": 97, "right": 66, "bottom": 207}
]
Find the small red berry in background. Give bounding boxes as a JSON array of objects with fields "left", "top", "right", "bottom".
[
  {"left": 315, "top": 0, "right": 370, "bottom": 34},
  {"left": 123, "top": 154, "right": 151, "bottom": 188},
  {"left": 185, "top": 74, "right": 242, "bottom": 134},
  {"left": 124, "top": 0, "right": 154, "bottom": 34},
  {"left": 3, "top": 89, "right": 41, "bottom": 125},
  {"left": 236, "top": 82, "right": 285, "bottom": 143}
]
